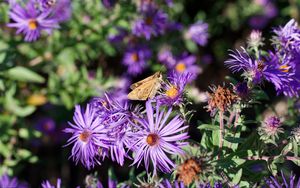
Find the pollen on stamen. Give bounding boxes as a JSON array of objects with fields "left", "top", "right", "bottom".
[
  {"left": 146, "top": 133, "right": 159, "bottom": 146},
  {"left": 79, "top": 130, "right": 91, "bottom": 143},
  {"left": 175, "top": 62, "right": 186, "bottom": 73},
  {"left": 166, "top": 85, "right": 179, "bottom": 99},
  {"left": 131, "top": 53, "right": 139, "bottom": 62},
  {"left": 145, "top": 17, "right": 153, "bottom": 25},
  {"left": 279, "top": 65, "right": 290, "bottom": 73},
  {"left": 28, "top": 19, "right": 38, "bottom": 30}
]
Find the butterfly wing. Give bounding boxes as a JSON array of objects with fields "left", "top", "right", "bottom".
[
  {"left": 128, "top": 80, "right": 155, "bottom": 100},
  {"left": 130, "top": 72, "right": 161, "bottom": 89}
]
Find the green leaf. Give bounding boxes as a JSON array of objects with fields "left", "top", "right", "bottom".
[
  {"left": 29, "top": 156, "right": 38, "bottom": 163},
  {"left": 232, "top": 168, "right": 242, "bottom": 184},
  {"left": 17, "top": 149, "right": 31, "bottom": 159},
  {"left": 4, "top": 66, "right": 45, "bottom": 83},
  {"left": 19, "top": 128, "right": 29, "bottom": 139},
  {"left": 198, "top": 124, "right": 220, "bottom": 131},
  {"left": 224, "top": 136, "right": 245, "bottom": 144}
]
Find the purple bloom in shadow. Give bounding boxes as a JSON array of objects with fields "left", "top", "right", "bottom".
[
  {"left": 122, "top": 45, "right": 152, "bottom": 75},
  {"left": 36, "top": 117, "right": 56, "bottom": 134},
  {"left": 132, "top": 5, "right": 168, "bottom": 40},
  {"left": 130, "top": 101, "right": 188, "bottom": 174},
  {"left": 266, "top": 171, "right": 300, "bottom": 188},
  {"left": 101, "top": 0, "right": 117, "bottom": 9},
  {"left": 41, "top": 178, "right": 61, "bottom": 188},
  {"left": 0, "top": 174, "right": 28, "bottom": 188},
  {"left": 171, "top": 52, "right": 201, "bottom": 82},
  {"left": 186, "top": 21, "right": 209, "bottom": 46}
]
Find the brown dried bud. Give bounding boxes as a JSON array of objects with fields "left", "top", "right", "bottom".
[
  {"left": 207, "top": 85, "right": 238, "bottom": 114},
  {"left": 177, "top": 158, "right": 201, "bottom": 186}
]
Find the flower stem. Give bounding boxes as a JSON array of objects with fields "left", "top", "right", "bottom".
[{"left": 218, "top": 112, "right": 224, "bottom": 158}]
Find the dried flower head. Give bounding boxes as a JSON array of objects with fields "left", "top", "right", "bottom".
[
  {"left": 247, "top": 30, "right": 264, "bottom": 49},
  {"left": 177, "top": 158, "right": 201, "bottom": 186},
  {"left": 258, "top": 116, "right": 284, "bottom": 142},
  {"left": 206, "top": 85, "right": 238, "bottom": 115},
  {"left": 291, "top": 126, "right": 300, "bottom": 143}
]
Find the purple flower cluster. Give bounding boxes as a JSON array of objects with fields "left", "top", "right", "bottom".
[
  {"left": 185, "top": 21, "right": 209, "bottom": 46},
  {"left": 157, "top": 72, "right": 190, "bottom": 106},
  {"left": 0, "top": 173, "right": 27, "bottom": 188},
  {"left": 159, "top": 49, "right": 201, "bottom": 82},
  {"left": 122, "top": 45, "right": 152, "bottom": 75},
  {"left": 266, "top": 171, "right": 300, "bottom": 188},
  {"left": 41, "top": 178, "right": 61, "bottom": 188},
  {"left": 226, "top": 19, "right": 300, "bottom": 97},
  {"left": 7, "top": 0, "right": 71, "bottom": 42},
  {"left": 248, "top": 0, "right": 278, "bottom": 29},
  {"left": 132, "top": 4, "right": 168, "bottom": 40},
  {"left": 64, "top": 94, "right": 188, "bottom": 174}
]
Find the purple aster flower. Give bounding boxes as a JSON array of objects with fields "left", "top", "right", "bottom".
[
  {"left": 132, "top": 5, "right": 168, "bottom": 40},
  {"left": 170, "top": 52, "right": 201, "bottom": 82},
  {"left": 41, "top": 178, "right": 61, "bottom": 188},
  {"left": 35, "top": 117, "right": 56, "bottom": 134},
  {"left": 159, "top": 179, "right": 185, "bottom": 188},
  {"left": 185, "top": 21, "right": 209, "bottom": 46},
  {"left": 158, "top": 48, "right": 176, "bottom": 68},
  {"left": 130, "top": 100, "right": 189, "bottom": 174},
  {"left": 101, "top": 0, "right": 117, "bottom": 9},
  {"left": 266, "top": 171, "right": 300, "bottom": 188},
  {"left": 249, "top": 0, "right": 277, "bottom": 29},
  {"left": 7, "top": 0, "right": 59, "bottom": 42},
  {"left": 64, "top": 104, "right": 110, "bottom": 169},
  {"left": 0, "top": 173, "right": 28, "bottom": 188},
  {"left": 157, "top": 72, "right": 190, "bottom": 106},
  {"left": 165, "top": 0, "right": 173, "bottom": 7},
  {"left": 90, "top": 94, "right": 141, "bottom": 166},
  {"left": 122, "top": 45, "right": 152, "bottom": 75},
  {"left": 269, "top": 52, "right": 300, "bottom": 97},
  {"left": 248, "top": 16, "right": 270, "bottom": 30},
  {"left": 272, "top": 19, "right": 300, "bottom": 53},
  {"left": 39, "top": 0, "right": 72, "bottom": 22},
  {"left": 225, "top": 48, "right": 284, "bottom": 88}
]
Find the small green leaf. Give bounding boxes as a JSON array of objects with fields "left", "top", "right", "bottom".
[
  {"left": 224, "top": 136, "right": 245, "bottom": 143},
  {"left": 17, "top": 149, "right": 31, "bottom": 159},
  {"left": 19, "top": 128, "right": 29, "bottom": 139},
  {"left": 198, "top": 124, "right": 220, "bottom": 131},
  {"left": 232, "top": 169, "right": 242, "bottom": 184},
  {"left": 5, "top": 66, "right": 45, "bottom": 83},
  {"left": 29, "top": 156, "right": 38, "bottom": 163}
]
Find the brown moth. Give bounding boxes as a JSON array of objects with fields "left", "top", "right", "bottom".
[{"left": 127, "top": 72, "right": 163, "bottom": 100}]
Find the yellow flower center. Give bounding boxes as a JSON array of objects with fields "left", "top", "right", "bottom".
[
  {"left": 166, "top": 85, "right": 179, "bottom": 99},
  {"left": 28, "top": 19, "right": 38, "bottom": 30},
  {"left": 79, "top": 130, "right": 91, "bottom": 143},
  {"left": 146, "top": 133, "right": 159, "bottom": 146},
  {"left": 175, "top": 63, "right": 186, "bottom": 73},
  {"left": 145, "top": 17, "right": 153, "bottom": 25},
  {"left": 279, "top": 65, "right": 290, "bottom": 73},
  {"left": 131, "top": 53, "right": 139, "bottom": 62}
]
